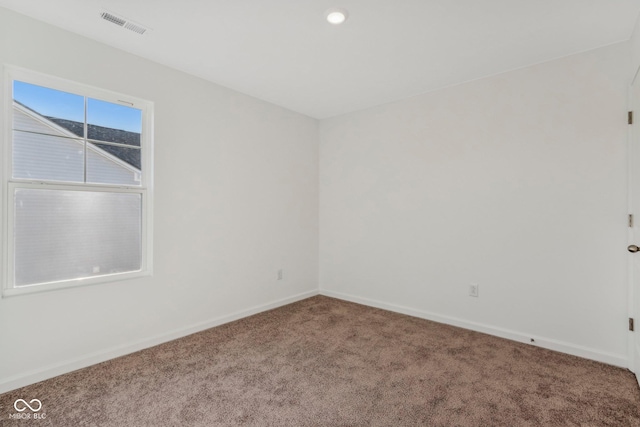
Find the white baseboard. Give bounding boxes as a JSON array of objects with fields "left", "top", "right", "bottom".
[
  {"left": 320, "top": 289, "right": 628, "bottom": 368},
  {"left": 0, "top": 289, "right": 319, "bottom": 394}
]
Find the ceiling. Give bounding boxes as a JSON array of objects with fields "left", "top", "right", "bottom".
[{"left": 1, "top": 0, "right": 639, "bottom": 119}]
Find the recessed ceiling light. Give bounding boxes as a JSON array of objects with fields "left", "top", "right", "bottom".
[{"left": 325, "top": 8, "right": 348, "bottom": 25}]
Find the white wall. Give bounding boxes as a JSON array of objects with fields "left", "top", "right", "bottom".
[
  {"left": 319, "top": 42, "right": 630, "bottom": 366},
  {"left": 631, "top": 14, "right": 640, "bottom": 80},
  {"left": 0, "top": 8, "right": 318, "bottom": 392}
]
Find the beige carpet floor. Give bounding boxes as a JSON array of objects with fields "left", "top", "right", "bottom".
[{"left": 1, "top": 295, "right": 639, "bottom": 426}]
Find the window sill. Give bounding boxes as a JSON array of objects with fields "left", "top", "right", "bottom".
[{"left": 2, "top": 269, "right": 151, "bottom": 298}]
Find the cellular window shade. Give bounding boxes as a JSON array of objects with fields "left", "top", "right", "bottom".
[{"left": 14, "top": 189, "right": 142, "bottom": 287}]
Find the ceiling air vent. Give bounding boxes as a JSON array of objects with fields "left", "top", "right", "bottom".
[
  {"left": 124, "top": 22, "right": 147, "bottom": 35},
  {"left": 100, "top": 11, "right": 148, "bottom": 35},
  {"left": 100, "top": 12, "right": 126, "bottom": 27}
]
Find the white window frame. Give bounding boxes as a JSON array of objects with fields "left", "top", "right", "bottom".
[{"left": 2, "top": 65, "right": 154, "bottom": 297}]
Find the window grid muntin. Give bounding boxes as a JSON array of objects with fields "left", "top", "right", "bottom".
[{"left": 11, "top": 83, "right": 143, "bottom": 187}]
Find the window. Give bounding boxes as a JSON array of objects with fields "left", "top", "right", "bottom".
[{"left": 2, "top": 66, "right": 153, "bottom": 296}]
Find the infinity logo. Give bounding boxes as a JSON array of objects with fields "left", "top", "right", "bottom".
[{"left": 14, "top": 399, "right": 42, "bottom": 412}]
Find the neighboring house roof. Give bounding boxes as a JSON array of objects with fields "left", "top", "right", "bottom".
[
  {"left": 45, "top": 117, "right": 141, "bottom": 146},
  {"left": 14, "top": 100, "right": 141, "bottom": 170}
]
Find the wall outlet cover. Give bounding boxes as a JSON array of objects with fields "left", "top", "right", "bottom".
[{"left": 469, "top": 283, "right": 479, "bottom": 297}]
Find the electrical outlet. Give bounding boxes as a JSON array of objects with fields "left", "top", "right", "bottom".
[
  {"left": 277, "top": 269, "right": 283, "bottom": 280},
  {"left": 469, "top": 283, "right": 479, "bottom": 297}
]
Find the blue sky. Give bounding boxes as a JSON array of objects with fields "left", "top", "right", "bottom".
[{"left": 13, "top": 81, "right": 142, "bottom": 133}]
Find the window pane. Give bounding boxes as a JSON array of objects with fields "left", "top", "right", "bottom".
[
  {"left": 14, "top": 189, "right": 142, "bottom": 287},
  {"left": 87, "top": 98, "right": 141, "bottom": 147},
  {"left": 13, "top": 81, "right": 84, "bottom": 138},
  {"left": 87, "top": 143, "right": 141, "bottom": 186},
  {"left": 13, "top": 130, "right": 84, "bottom": 182}
]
